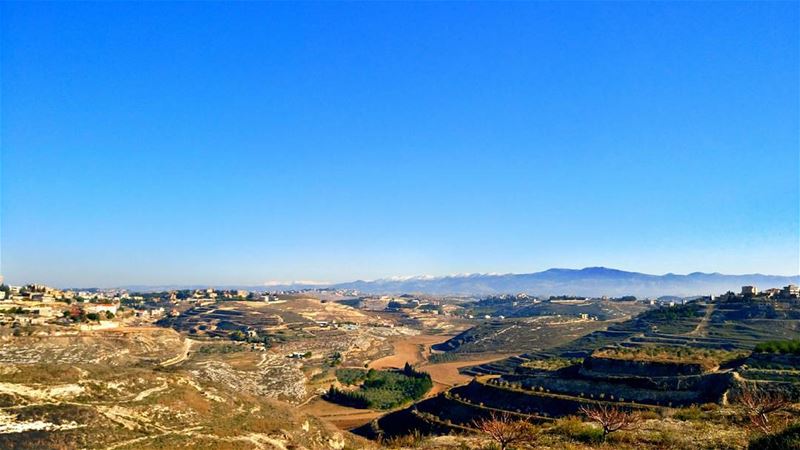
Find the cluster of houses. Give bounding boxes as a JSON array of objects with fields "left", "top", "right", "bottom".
[
  {"left": 158, "top": 288, "right": 281, "bottom": 303},
  {"left": 0, "top": 282, "right": 168, "bottom": 329},
  {"left": 740, "top": 284, "right": 800, "bottom": 299},
  {"left": 0, "top": 283, "right": 142, "bottom": 305},
  {"left": 1, "top": 284, "right": 73, "bottom": 303}
]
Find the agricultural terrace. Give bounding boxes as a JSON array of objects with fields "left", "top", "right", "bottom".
[
  {"left": 521, "top": 357, "right": 583, "bottom": 371},
  {"left": 592, "top": 346, "right": 749, "bottom": 371}
]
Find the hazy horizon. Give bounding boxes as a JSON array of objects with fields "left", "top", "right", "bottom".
[
  {"left": 8, "top": 265, "right": 800, "bottom": 291},
  {"left": 2, "top": 2, "right": 798, "bottom": 287}
]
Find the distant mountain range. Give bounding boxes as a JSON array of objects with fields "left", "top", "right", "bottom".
[
  {"left": 119, "top": 267, "right": 800, "bottom": 298},
  {"left": 329, "top": 267, "right": 800, "bottom": 297}
]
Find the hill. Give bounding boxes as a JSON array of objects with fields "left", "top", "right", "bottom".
[
  {"left": 332, "top": 267, "right": 799, "bottom": 297},
  {"left": 0, "top": 328, "right": 371, "bottom": 450},
  {"left": 357, "top": 293, "right": 800, "bottom": 447},
  {"left": 432, "top": 298, "right": 651, "bottom": 355}
]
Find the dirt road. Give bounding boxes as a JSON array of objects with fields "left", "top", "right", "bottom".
[
  {"left": 160, "top": 338, "right": 194, "bottom": 367},
  {"left": 687, "top": 302, "right": 715, "bottom": 337}
]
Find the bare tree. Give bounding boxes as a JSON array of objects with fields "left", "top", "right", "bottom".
[
  {"left": 579, "top": 404, "right": 641, "bottom": 440},
  {"left": 473, "top": 412, "right": 535, "bottom": 450},
  {"left": 736, "top": 385, "right": 790, "bottom": 434}
]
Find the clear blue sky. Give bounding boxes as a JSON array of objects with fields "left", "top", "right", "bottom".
[{"left": 1, "top": 2, "right": 798, "bottom": 287}]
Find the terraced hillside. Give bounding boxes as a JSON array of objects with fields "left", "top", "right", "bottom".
[
  {"left": 160, "top": 302, "right": 312, "bottom": 339},
  {"left": 508, "top": 297, "right": 650, "bottom": 321},
  {"left": 463, "top": 296, "right": 800, "bottom": 377},
  {"left": 432, "top": 316, "right": 610, "bottom": 355},
  {"left": 360, "top": 295, "right": 800, "bottom": 442},
  {"left": 433, "top": 298, "right": 651, "bottom": 355}
]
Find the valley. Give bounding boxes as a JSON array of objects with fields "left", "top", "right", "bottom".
[
  {"left": 0, "top": 284, "right": 798, "bottom": 449},
  {"left": 5, "top": 2, "right": 797, "bottom": 448}
]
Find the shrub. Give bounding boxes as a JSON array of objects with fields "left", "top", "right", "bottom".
[
  {"left": 755, "top": 340, "right": 800, "bottom": 356},
  {"left": 550, "top": 416, "right": 604, "bottom": 444},
  {"left": 607, "top": 430, "right": 637, "bottom": 445},
  {"left": 673, "top": 406, "right": 706, "bottom": 421},
  {"left": 384, "top": 430, "right": 425, "bottom": 448},
  {"left": 649, "top": 430, "right": 682, "bottom": 448},
  {"left": 748, "top": 422, "right": 800, "bottom": 450},
  {"left": 639, "top": 410, "right": 660, "bottom": 420}
]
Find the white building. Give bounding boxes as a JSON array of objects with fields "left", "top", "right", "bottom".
[{"left": 88, "top": 304, "right": 118, "bottom": 315}]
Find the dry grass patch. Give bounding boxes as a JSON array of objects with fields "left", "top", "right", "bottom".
[{"left": 593, "top": 346, "right": 748, "bottom": 371}]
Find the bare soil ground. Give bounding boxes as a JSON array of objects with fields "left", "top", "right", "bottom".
[
  {"left": 299, "top": 397, "right": 384, "bottom": 430},
  {"left": 367, "top": 334, "right": 451, "bottom": 370},
  {"left": 419, "top": 354, "right": 514, "bottom": 395}
]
